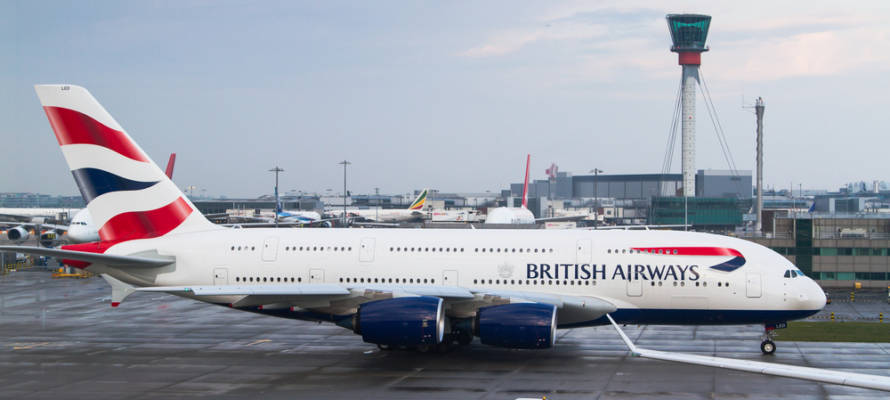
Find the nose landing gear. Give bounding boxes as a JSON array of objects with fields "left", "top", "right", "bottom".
[
  {"left": 760, "top": 323, "right": 783, "bottom": 355},
  {"left": 760, "top": 339, "right": 776, "bottom": 354}
]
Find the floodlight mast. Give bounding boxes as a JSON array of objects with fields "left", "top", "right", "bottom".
[{"left": 667, "top": 14, "right": 711, "bottom": 198}]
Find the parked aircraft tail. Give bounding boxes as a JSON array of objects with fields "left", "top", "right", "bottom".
[
  {"left": 521, "top": 154, "right": 530, "bottom": 208},
  {"left": 408, "top": 189, "right": 429, "bottom": 210},
  {"left": 34, "top": 85, "right": 218, "bottom": 243}
]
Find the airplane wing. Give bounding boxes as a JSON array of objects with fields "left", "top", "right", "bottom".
[
  {"left": 534, "top": 215, "right": 588, "bottom": 223},
  {"left": 109, "top": 281, "right": 614, "bottom": 323},
  {"left": 0, "top": 221, "right": 69, "bottom": 231},
  {"left": 607, "top": 314, "right": 890, "bottom": 392},
  {"left": 0, "top": 246, "right": 174, "bottom": 269}
]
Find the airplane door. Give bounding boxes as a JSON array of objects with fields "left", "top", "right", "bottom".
[
  {"left": 262, "top": 237, "right": 279, "bottom": 262},
  {"left": 309, "top": 268, "right": 324, "bottom": 283},
  {"left": 746, "top": 273, "right": 762, "bottom": 298},
  {"left": 442, "top": 270, "right": 458, "bottom": 286},
  {"left": 627, "top": 279, "right": 642, "bottom": 297},
  {"left": 576, "top": 239, "right": 592, "bottom": 264},
  {"left": 213, "top": 267, "right": 228, "bottom": 285},
  {"left": 360, "top": 238, "right": 375, "bottom": 262}
]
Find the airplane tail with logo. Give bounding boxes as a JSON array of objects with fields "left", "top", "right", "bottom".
[
  {"left": 34, "top": 85, "right": 219, "bottom": 244},
  {"left": 521, "top": 154, "right": 530, "bottom": 209},
  {"left": 408, "top": 189, "right": 429, "bottom": 210}
]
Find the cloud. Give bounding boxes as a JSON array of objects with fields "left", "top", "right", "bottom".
[
  {"left": 459, "top": 4, "right": 890, "bottom": 87},
  {"left": 460, "top": 21, "right": 608, "bottom": 58}
]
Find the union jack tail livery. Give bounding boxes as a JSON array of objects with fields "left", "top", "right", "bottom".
[{"left": 35, "top": 85, "right": 218, "bottom": 243}]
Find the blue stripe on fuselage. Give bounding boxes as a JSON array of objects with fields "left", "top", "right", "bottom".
[
  {"left": 235, "top": 305, "right": 820, "bottom": 329},
  {"left": 710, "top": 256, "right": 746, "bottom": 272}
]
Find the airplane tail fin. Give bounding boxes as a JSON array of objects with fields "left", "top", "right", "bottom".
[
  {"left": 34, "top": 84, "right": 219, "bottom": 243},
  {"left": 408, "top": 189, "right": 429, "bottom": 210},
  {"left": 521, "top": 154, "right": 530, "bottom": 209},
  {"left": 164, "top": 153, "right": 176, "bottom": 179}
]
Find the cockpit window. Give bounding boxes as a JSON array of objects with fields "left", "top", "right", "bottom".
[{"left": 784, "top": 269, "right": 803, "bottom": 278}]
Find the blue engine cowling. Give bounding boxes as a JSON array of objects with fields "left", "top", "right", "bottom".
[
  {"left": 476, "top": 303, "right": 557, "bottom": 349},
  {"left": 355, "top": 296, "right": 444, "bottom": 346}
]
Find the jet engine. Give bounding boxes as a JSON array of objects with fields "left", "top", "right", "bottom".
[
  {"left": 6, "top": 226, "right": 29, "bottom": 243},
  {"left": 352, "top": 296, "right": 444, "bottom": 347},
  {"left": 475, "top": 303, "right": 557, "bottom": 349},
  {"left": 39, "top": 231, "right": 60, "bottom": 248}
]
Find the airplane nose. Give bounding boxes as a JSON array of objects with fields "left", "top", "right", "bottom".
[{"left": 806, "top": 281, "right": 827, "bottom": 310}]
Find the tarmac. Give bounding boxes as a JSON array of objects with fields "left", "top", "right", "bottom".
[{"left": 1, "top": 269, "right": 889, "bottom": 400}]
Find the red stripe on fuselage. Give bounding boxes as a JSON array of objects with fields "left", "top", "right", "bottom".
[
  {"left": 632, "top": 247, "right": 743, "bottom": 258},
  {"left": 60, "top": 241, "right": 119, "bottom": 269},
  {"left": 98, "top": 197, "right": 193, "bottom": 242},
  {"left": 43, "top": 106, "right": 148, "bottom": 162}
]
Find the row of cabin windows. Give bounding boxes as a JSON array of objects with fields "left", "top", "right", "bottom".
[
  {"left": 607, "top": 249, "right": 680, "bottom": 255},
  {"left": 471, "top": 278, "right": 730, "bottom": 288},
  {"left": 340, "top": 277, "right": 434, "bottom": 284},
  {"left": 283, "top": 245, "right": 353, "bottom": 252},
  {"left": 235, "top": 276, "right": 301, "bottom": 283},
  {"left": 388, "top": 247, "right": 557, "bottom": 254},
  {"left": 230, "top": 245, "right": 256, "bottom": 251},
  {"left": 475, "top": 248, "right": 554, "bottom": 253},
  {"left": 391, "top": 246, "right": 464, "bottom": 253},
  {"left": 474, "top": 278, "right": 598, "bottom": 286}
]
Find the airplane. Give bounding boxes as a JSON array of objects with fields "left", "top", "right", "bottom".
[
  {"left": 227, "top": 187, "right": 334, "bottom": 228},
  {"left": 485, "top": 155, "right": 586, "bottom": 225},
  {"left": 5, "top": 85, "right": 890, "bottom": 393},
  {"left": 326, "top": 189, "right": 430, "bottom": 224},
  {"left": 2, "top": 153, "right": 178, "bottom": 246}
]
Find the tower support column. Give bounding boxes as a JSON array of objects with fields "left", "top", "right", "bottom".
[{"left": 681, "top": 64, "right": 699, "bottom": 197}]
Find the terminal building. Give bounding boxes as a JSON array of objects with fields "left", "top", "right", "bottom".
[
  {"left": 505, "top": 169, "right": 751, "bottom": 229},
  {"left": 744, "top": 214, "right": 890, "bottom": 288}
]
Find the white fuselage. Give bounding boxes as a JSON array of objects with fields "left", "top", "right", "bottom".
[
  {"left": 66, "top": 208, "right": 99, "bottom": 243},
  {"left": 485, "top": 207, "right": 536, "bottom": 224},
  {"left": 94, "top": 228, "right": 825, "bottom": 327}
]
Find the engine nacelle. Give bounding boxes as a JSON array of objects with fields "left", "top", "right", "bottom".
[
  {"left": 476, "top": 303, "right": 557, "bottom": 349},
  {"left": 354, "top": 296, "right": 444, "bottom": 346},
  {"left": 7, "top": 226, "right": 29, "bottom": 243},
  {"left": 39, "top": 231, "right": 60, "bottom": 248}
]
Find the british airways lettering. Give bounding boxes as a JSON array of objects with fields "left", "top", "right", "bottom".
[{"left": 526, "top": 263, "right": 701, "bottom": 281}]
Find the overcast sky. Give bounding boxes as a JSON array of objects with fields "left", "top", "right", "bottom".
[{"left": 2, "top": 1, "right": 889, "bottom": 198}]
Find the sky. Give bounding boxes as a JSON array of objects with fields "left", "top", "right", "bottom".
[{"left": 2, "top": 1, "right": 889, "bottom": 198}]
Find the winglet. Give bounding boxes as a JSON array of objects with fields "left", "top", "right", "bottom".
[
  {"left": 606, "top": 314, "right": 640, "bottom": 356},
  {"left": 101, "top": 274, "right": 137, "bottom": 307}
]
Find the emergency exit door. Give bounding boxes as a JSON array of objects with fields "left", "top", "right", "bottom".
[
  {"left": 213, "top": 267, "right": 228, "bottom": 285},
  {"left": 746, "top": 273, "right": 762, "bottom": 298}
]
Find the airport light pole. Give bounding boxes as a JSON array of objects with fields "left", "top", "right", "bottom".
[
  {"left": 590, "top": 169, "right": 603, "bottom": 228},
  {"left": 269, "top": 166, "right": 284, "bottom": 227},
  {"left": 339, "top": 160, "right": 351, "bottom": 226}
]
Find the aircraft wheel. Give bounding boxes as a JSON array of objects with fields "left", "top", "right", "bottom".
[{"left": 760, "top": 340, "right": 776, "bottom": 355}]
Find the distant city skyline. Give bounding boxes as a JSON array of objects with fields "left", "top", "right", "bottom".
[{"left": 3, "top": 1, "right": 890, "bottom": 197}]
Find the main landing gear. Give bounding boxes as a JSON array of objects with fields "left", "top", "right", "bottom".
[{"left": 760, "top": 325, "right": 778, "bottom": 355}]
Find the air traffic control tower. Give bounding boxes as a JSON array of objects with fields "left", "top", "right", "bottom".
[{"left": 667, "top": 14, "right": 711, "bottom": 197}]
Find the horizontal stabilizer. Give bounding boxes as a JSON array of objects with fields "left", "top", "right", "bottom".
[
  {"left": 101, "top": 274, "right": 137, "bottom": 307},
  {"left": 607, "top": 314, "right": 890, "bottom": 392},
  {"left": 0, "top": 245, "right": 173, "bottom": 268}
]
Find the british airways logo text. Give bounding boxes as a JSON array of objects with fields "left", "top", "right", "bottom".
[{"left": 526, "top": 263, "right": 700, "bottom": 281}]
